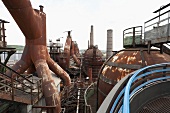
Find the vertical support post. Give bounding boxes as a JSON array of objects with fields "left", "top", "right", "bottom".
[
  {"left": 2, "top": 22, "right": 6, "bottom": 47},
  {"left": 140, "top": 26, "right": 143, "bottom": 44},
  {"left": 160, "top": 43, "right": 163, "bottom": 54},
  {"left": 37, "top": 81, "right": 39, "bottom": 101},
  {"left": 132, "top": 27, "right": 135, "bottom": 47},
  {"left": 147, "top": 40, "right": 151, "bottom": 54},
  {"left": 167, "top": 12, "right": 170, "bottom": 37},
  {"left": 0, "top": 22, "right": 2, "bottom": 41},
  {"left": 11, "top": 71, "right": 14, "bottom": 101},
  {"left": 31, "top": 83, "right": 33, "bottom": 104}
]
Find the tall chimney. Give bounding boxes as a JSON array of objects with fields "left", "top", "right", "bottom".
[
  {"left": 90, "top": 25, "right": 94, "bottom": 47},
  {"left": 106, "top": 29, "right": 113, "bottom": 59}
]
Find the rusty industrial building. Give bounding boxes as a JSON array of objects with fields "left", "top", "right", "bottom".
[{"left": 0, "top": 1, "right": 170, "bottom": 113}]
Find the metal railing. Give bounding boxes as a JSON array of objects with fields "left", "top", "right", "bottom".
[
  {"left": 0, "top": 62, "right": 42, "bottom": 104},
  {"left": 144, "top": 4, "right": 170, "bottom": 43},
  {"left": 84, "top": 82, "right": 97, "bottom": 113},
  {"left": 123, "top": 26, "right": 143, "bottom": 48},
  {"left": 144, "top": 9, "right": 170, "bottom": 32},
  {"left": 109, "top": 62, "right": 170, "bottom": 113}
]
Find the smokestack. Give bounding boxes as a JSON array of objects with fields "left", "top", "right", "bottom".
[
  {"left": 106, "top": 29, "right": 113, "bottom": 59},
  {"left": 90, "top": 25, "right": 94, "bottom": 47}
]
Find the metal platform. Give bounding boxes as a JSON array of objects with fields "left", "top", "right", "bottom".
[{"left": 0, "top": 62, "right": 43, "bottom": 105}]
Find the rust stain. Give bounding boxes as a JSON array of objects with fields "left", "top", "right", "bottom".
[
  {"left": 98, "top": 48, "right": 170, "bottom": 108},
  {"left": 2, "top": 0, "right": 71, "bottom": 112}
]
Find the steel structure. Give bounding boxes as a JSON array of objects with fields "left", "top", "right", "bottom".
[
  {"left": 2, "top": 0, "right": 71, "bottom": 113},
  {"left": 97, "top": 3, "right": 170, "bottom": 111},
  {"left": 0, "top": 62, "right": 43, "bottom": 105},
  {"left": 98, "top": 63, "right": 170, "bottom": 113}
]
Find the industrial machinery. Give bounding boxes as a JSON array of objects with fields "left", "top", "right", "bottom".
[
  {"left": 1, "top": 0, "right": 170, "bottom": 113},
  {"left": 82, "top": 25, "right": 105, "bottom": 79},
  {"left": 0, "top": 19, "right": 16, "bottom": 65},
  {"left": 48, "top": 31, "right": 81, "bottom": 77},
  {"left": 97, "top": 2, "right": 170, "bottom": 113},
  {"left": 1, "top": 1, "right": 71, "bottom": 113}
]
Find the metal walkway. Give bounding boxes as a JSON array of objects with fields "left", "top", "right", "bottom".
[{"left": 0, "top": 62, "right": 43, "bottom": 105}]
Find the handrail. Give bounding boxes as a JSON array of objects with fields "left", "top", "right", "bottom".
[
  {"left": 153, "top": 3, "right": 170, "bottom": 13},
  {"left": 0, "top": 62, "right": 42, "bottom": 104},
  {"left": 123, "top": 26, "right": 143, "bottom": 47},
  {"left": 123, "top": 26, "right": 142, "bottom": 32},
  {"left": 84, "top": 83, "right": 93, "bottom": 105},
  {"left": 145, "top": 10, "right": 170, "bottom": 24},
  {"left": 109, "top": 62, "right": 170, "bottom": 113},
  {"left": 84, "top": 82, "right": 96, "bottom": 113},
  {"left": 123, "top": 64, "right": 170, "bottom": 113},
  {"left": 0, "top": 62, "right": 33, "bottom": 84},
  {"left": 0, "top": 72, "right": 34, "bottom": 91}
]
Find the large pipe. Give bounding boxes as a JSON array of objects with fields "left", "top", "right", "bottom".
[
  {"left": 2, "top": 1, "right": 71, "bottom": 113},
  {"left": 2, "top": 0, "right": 42, "bottom": 41},
  {"left": 63, "top": 31, "right": 72, "bottom": 69},
  {"left": 71, "top": 41, "right": 80, "bottom": 66},
  {"left": 106, "top": 29, "right": 113, "bottom": 59}
]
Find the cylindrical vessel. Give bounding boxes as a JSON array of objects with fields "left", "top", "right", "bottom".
[
  {"left": 106, "top": 29, "right": 113, "bottom": 59},
  {"left": 97, "top": 48, "right": 170, "bottom": 108},
  {"left": 83, "top": 46, "right": 104, "bottom": 78}
]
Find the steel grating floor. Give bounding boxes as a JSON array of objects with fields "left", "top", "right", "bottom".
[{"left": 139, "top": 95, "right": 170, "bottom": 113}]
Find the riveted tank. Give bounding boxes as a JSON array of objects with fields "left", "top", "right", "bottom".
[
  {"left": 83, "top": 45, "right": 104, "bottom": 78},
  {"left": 82, "top": 25, "right": 104, "bottom": 78},
  {"left": 97, "top": 26, "right": 170, "bottom": 108}
]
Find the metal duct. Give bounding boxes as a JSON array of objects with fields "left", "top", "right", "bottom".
[{"left": 2, "top": 1, "right": 71, "bottom": 113}]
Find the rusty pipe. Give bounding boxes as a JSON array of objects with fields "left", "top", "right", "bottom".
[
  {"left": 63, "top": 33, "right": 72, "bottom": 68},
  {"left": 47, "top": 57, "right": 71, "bottom": 86},
  {"left": 2, "top": 1, "right": 71, "bottom": 113},
  {"left": 2, "top": 0, "right": 42, "bottom": 41},
  {"left": 74, "top": 42, "right": 80, "bottom": 56},
  {"left": 35, "top": 59, "right": 61, "bottom": 112},
  {"left": 71, "top": 41, "right": 80, "bottom": 66}
]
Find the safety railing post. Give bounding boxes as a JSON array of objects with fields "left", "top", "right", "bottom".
[
  {"left": 31, "top": 83, "right": 33, "bottom": 104},
  {"left": 11, "top": 71, "right": 14, "bottom": 101}
]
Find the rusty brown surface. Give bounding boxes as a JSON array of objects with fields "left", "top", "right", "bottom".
[
  {"left": 71, "top": 41, "right": 80, "bottom": 66},
  {"left": 97, "top": 48, "right": 170, "bottom": 108},
  {"left": 83, "top": 46, "right": 104, "bottom": 78},
  {"left": 74, "top": 42, "right": 80, "bottom": 57},
  {"left": 2, "top": 0, "right": 71, "bottom": 113},
  {"left": 63, "top": 31, "right": 72, "bottom": 69},
  {"left": 61, "top": 32, "right": 80, "bottom": 68},
  {"left": 88, "top": 68, "right": 92, "bottom": 83}
]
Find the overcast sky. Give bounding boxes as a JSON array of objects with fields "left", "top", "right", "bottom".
[{"left": 0, "top": 0, "right": 169, "bottom": 51}]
